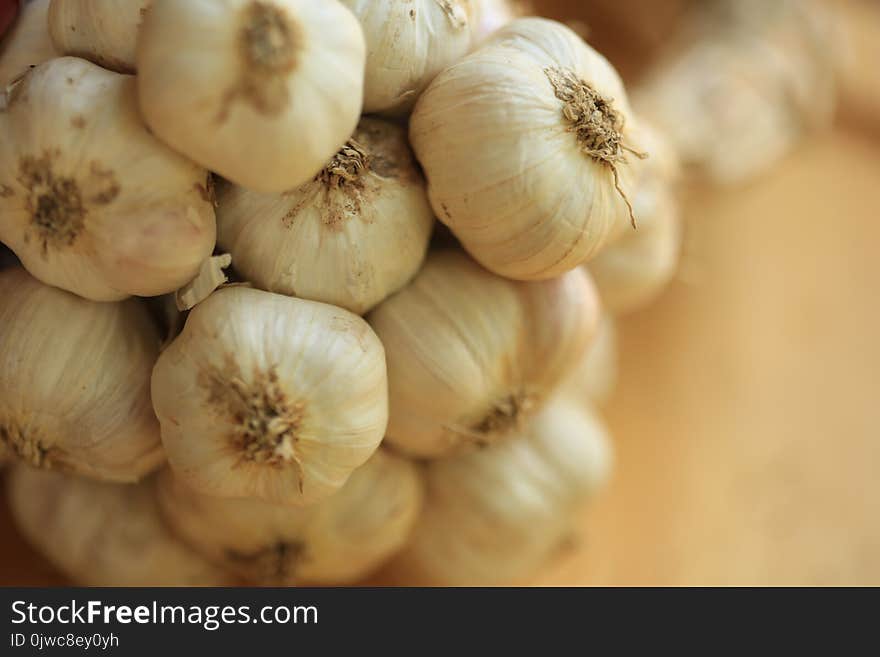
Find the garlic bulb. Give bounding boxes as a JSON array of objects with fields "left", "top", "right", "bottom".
[
  {"left": 152, "top": 285, "right": 388, "bottom": 507},
  {"left": 471, "top": 0, "right": 521, "bottom": 44},
  {"left": 394, "top": 395, "right": 613, "bottom": 585},
  {"left": 410, "top": 18, "right": 645, "bottom": 281},
  {"left": 339, "top": 0, "right": 474, "bottom": 115},
  {"left": 0, "top": 0, "right": 59, "bottom": 93},
  {"left": 136, "top": 0, "right": 366, "bottom": 194},
  {"left": 368, "top": 249, "right": 599, "bottom": 458},
  {"left": 157, "top": 449, "right": 423, "bottom": 585},
  {"left": 8, "top": 466, "right": 231, "bottom": 586},
  {"left": 217, "top": 117, "right": 434, "bottom": 315},
  {"left": 48, "top": 0, "right": 150, "bottom": 73},
  {"left": 588, "top": 181, "right": 681, "bottom": 316},
  {"left": 562, "top": 313, "right": 617, "bottom": 407},
  {"left": 634, "top": 0, "right": 838, "bottom": 184},
  {"left": 0, "top": 57, "right": 216, "bottom": 301},
  {"left": 0, "top": 268, "right": 164, "bottom": 481}
]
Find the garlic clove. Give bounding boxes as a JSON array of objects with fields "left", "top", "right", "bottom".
[
  {"left": 217, "top": 117, "right": 434, "bottom": 315},
  {"left": 410, "top": 17, "right": 645, "bottom": 281},
  {"left": 0, "top": 268, "right": 164, "bottom": 482},
  {"left": 368, "top": 249, "right": 600, "bottom": 458},
  {"left": 339, "top": 0, "right": 476, "bottom": 115},
  {"left": 48, "top": 0, "right": 150, "bottom": 73},
  {"left": 156, "top": 449, "right": 423, "bottom": 585},
  {"left": 393, "top": 395, "right": 613, "bottom": 585},
  {"left": 0, "top": 57, "right": 216, "bottom": 301},
  {"left": 151, "top": 285, "right": 388, "bottom": 507},
  {"left": 8, "top": 466, "right": 232, "bottom": 586},
  {"left": 136, "top": 0, "right": 366, "bottom": 194},
  {"left": 0, "top": 0, "right": 59, "bottom": 93}
]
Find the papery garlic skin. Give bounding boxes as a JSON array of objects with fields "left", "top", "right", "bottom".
[
  {"left": 588, "top": 183, "right": 682, "bottom": 316},
  {"left": 8, "top": 466, "right": 231, "bottom": 586},
  {"left": 368, "top": 249, "right": 599, "bottom": 458},
  {"left": 152, "top": 286, "right": 388, "bottom": 507},
  {"left": 137, "top": 0, "right": 366, "bottom": 193},
  {"left": 0, "top": 268, "right": 164, "bottom": 482},
  {"left": 156, "top": 449, "right": 423, "bottom": 585},
  {"left": 48, "top": 0, "right": 150, "bottom": 73},
  {"left": 0, "top": 57, "right": 216, "bottom": 301},
  {"left": 340, "top": 0, "right": 474, "bottom": 115},
  {"left": 562, "top": 313, "right": 617, "bottom": 407},
  {"left": 0, "top": 0, "right": 59, "bottom": 93},
  {"left": 217, "top": 117, "right": 434, "bottom": 315},
  {"left": 394, "top": 396, "right": 613, "bottom": 585},
  {"left": 410, "top": 18, "right": 643, "bottom": 281}
]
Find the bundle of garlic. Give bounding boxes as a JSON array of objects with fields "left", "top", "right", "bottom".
[
  {"left": 0, "top": 0, "right": 58, "bottom": 93},
  {"left": 152, "top": 285, "right": 388, "bottom": 507},
  {"left": 411, "top": 17, "right": 646, "bottom": 281},
  {"left": 136, "top": 0, "right": 365, "bottom": 193},
  {"left": 339, "top": 0, "right": 475, "bottom": 115},
  {"left": 7, "top": 466, "right": 231, "bottom": 586},
  {"left": 0, "top": 267, "right": 164, "bottom": 482},
  {"left": 394, "top": 395, "right": 612, "bottom": 585},
  {"left": 369, "top": 249, "right": 600, "bottom": 458},
  {"left": 217, "top": 117, "right": 434, "bottom": 315},
  {"left": 156, "top": 449, "right": 423, "bottom": 585},
  {"left": 48, "top": 0, "right": 150, "bottom": 73},
  {"left": 0, "top": 57, "right": 216, "bottom": 301},
  {"left": 633, "top": 0, "right": 840, "bottom": 185}
]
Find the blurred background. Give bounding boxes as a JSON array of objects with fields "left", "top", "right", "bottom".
[{"left": 1, "top": 0, "right": 879, "bottom": 585}]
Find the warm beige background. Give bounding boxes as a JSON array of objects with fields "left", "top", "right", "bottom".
[{"left": 1, "top": 0, "right": 878, "bottom": 586}]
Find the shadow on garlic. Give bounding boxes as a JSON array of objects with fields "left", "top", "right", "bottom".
[
  {"left": 48, "top": 0, "right": 150, "bottom": 73},
  {"left": 368, "top": 249, "right": 600, "bottom": 459},
  {"left": 136, "top": 0, "right": 365, "bottom": 193},
  {"left": 156, "top": 449, "right": 423, "bottom": 586},
  {"left": 340, "top": 0, "right": 475, "bottom": 115},
  {"left": 410, "top": 17, "right": 646, "bottom": 281},
  {"left": 0, "top": 268, "right": 164, "bottom": 482},
  {"left": 392, "top": 395, "right": 613, "bottom": 586},
  {"left": 0, "top": 57, "right": 216, "bottom": 301},
  {"left": 7, "top": 466, "right": 231, "bottom": 586},
  {"left": 151, "top": 286, "right": 388, "bottom": 507},
  {"left": 0, "top": 0, "right": 59, "bottom": 93},
  {"left": 217, "top": 117, "right": 434, "bottom": 315}
]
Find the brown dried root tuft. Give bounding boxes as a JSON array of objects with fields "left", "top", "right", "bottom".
[
  {"left": 316, "top": 139, "right": 371, "bottom": 189},
  {"left": 545, "top": 67, "right": 648, "bottom": 228}
]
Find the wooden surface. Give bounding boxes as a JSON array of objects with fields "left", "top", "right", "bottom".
[{"left": 1, "top": 0, "right": 879, "bottom": 587}]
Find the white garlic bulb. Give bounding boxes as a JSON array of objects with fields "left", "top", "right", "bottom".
[
  {"left": 0, "top": 268, "right": 164, "bottom": 481},
  {"left": 136, "top": 0, "right": 366, "bottom": 194},
  {"left": 471, "top": 0, "right": 520, "bottom": 44},
  {"left": 157, "top": 449, "right": 423, "bottom": 585},
  {"left": 410, "top": 18, "right": 645, "bottom": 281},
  {"left": 368, "top": 249, "right": 600, "bottom": 458},
  {"left": 339, "top": 0, "right": 475, "bottom": 115},
  {"left": 0, "top": 0, "right": 59, "bottom": 93},
  {"left": 0, "top": 57, "right": 216, "bottom": 301},
  {"left": 48, "top": 0, "right": 150, "bottom": 73},
  {"left": 562, "top": 313, "right": 618, "bottom": 407},
  {"left": 217, "top": 117, "right": 434, "bottom": 315},
  {"left": 633, "top": 0, "right": 838, "bottom": 185},
  {"left": 8, "top": 466, "right": 231, "bottom": 586},
  {"left": 394, "top": 395, "right": 613, "bottom": 585},
  {"left": 152, "top": 285, "right": 388, "bottom": 507}
]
